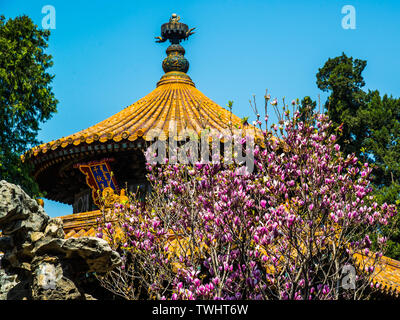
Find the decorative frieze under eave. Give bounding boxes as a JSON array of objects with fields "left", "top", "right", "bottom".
[{"left": 30, "top": 140, "right": 146, "bottom": 179}]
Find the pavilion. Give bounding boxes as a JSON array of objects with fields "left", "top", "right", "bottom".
[{"left": 22, "top": 14, "right": 400, "bottom": 299}]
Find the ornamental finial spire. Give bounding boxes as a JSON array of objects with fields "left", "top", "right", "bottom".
[
  {"left": 155, "top": 14, "right": 195, "bottom": 74},
  {"left": 154, "top": 14, "right": 195, "bottom": 44}
]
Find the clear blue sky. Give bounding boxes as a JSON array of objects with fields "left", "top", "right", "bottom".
[{"left": 2, "top": 0, "right": 400, "bottom": 217}]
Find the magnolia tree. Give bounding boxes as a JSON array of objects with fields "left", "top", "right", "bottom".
[{"left": 96, "top": 100, "right": 397, "bottom": 300}]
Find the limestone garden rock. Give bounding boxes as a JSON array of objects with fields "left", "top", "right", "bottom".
[{"left": 0, "top": 180, "right": 121, "bottom": 300}]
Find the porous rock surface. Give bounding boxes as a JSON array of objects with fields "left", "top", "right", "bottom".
[{"left": 0, "top": 180, "right": 120, "bottom": 300}]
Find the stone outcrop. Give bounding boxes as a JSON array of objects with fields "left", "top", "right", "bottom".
[{"left": 0, "top": 180, "right": 121, "bottom": 300}]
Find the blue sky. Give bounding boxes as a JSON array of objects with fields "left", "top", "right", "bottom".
[{"left": 2, "top": 0, "right": 400, "bottom": 217}]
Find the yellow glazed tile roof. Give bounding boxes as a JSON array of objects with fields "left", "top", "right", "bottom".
[
  {"left": 354, "top": 252, "right": 400, "bottom": 297},
  {"left": 23, "top": 72, "right": 262, "bottom": 161},
  {"left": 60, "top": 210, "right": 103, "bottom": 238}
]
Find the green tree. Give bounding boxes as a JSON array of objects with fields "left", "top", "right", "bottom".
[
  {"left": 362, "top": 91, "right": 400, "bottom": 259},
  {"left": 317, "top": 53, "right": 400, "bottom": 259},
  {"left": 361, "top": 91, "right": 400, "bottom": 189},
  {"left": 316, "top": 53, "right": 367, "bottom": 156},
  {"left": 0, "top": 15, "right": 58, "bottom": 196}
]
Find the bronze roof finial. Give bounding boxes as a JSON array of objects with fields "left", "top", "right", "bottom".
[
  {"left": 155, "top": 14, "right": 195, "bottom": 74},
  {"left": 155, "top": 13, "right": 195, "bottom": 44}
]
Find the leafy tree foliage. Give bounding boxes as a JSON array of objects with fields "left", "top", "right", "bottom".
[
  {"left": 360, "top": 91, "right": 400, "bottom": 190},
  {"left": 362, "top": 91, "right": 400, "bottom": 258},
  {"left": 316, "top": 53, "right": 368, "bottom": 156},
  {"left": 316, "top": 53, "right": 400, "bottom": 259},
  {"left": 0, "top": 15, "right": 58, "bottom": 196}
]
